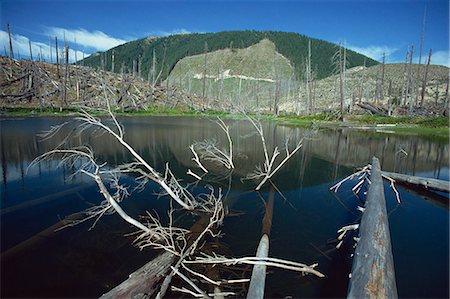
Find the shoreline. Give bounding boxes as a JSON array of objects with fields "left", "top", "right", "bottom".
[{"left": 1, "top": 106, "right": 448, "bottom": 138}]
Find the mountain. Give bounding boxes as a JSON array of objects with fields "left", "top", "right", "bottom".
[
  {"left": 80, "top": 30, "right": 379, "bottom": 112},
  {"left": 81, "top": 30, "right": 378, "bottom": 82}
]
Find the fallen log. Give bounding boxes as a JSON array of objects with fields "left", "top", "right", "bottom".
[
  {"left": 246, "top": 186, "right": 274, "bottom": 299},
  {"left": 382, "top": 171, "right": 449, "bottom": 193},
  {"left": 100, "top": 251, "right": 175, "bottom": 299},
  {"left": 347, "top": 157, "right": 397, "bottom": 299},
  {"left": 357, "top": 102, "right": 388, "bottom": 116},
  {"left": 246, "top": 234, "right": 270, "bottom": 299}
]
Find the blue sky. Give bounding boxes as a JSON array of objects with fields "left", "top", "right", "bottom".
[{"left": 0, "top": 0, "right": 448, "bottom": 66}]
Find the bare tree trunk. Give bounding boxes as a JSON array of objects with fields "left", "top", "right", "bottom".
[
  {"left": 202, "top": 42, "right": 208, "bottom": 98},
  {"left": 151, "top": 49, "right": 156, "bottom": 85},
  {"left": 138, "top": 54, "right": 142, "bottom": 78},
  {"left": 273, "top": 80, "right": 280, "bottom": 116},
  {"left": 219, "top": 66, "right": 224, "bottom": 102},
  {"left": 401, "top": 49, "right": 408, "bottom": 108},
  {"left": 444, "top": 79, "right": 449, "bottom": 111},
  {"left": 388, "top": 80, "right": 393, "bottom": 116},
  {"left": 415, "top": 7, "right": 427, "bottom": 107},
  {"left": 406, "top": 46, "right": 414, "bottom": 115},
  {"left": 420, "top": 48, "right": 432, "bottom": 107},
  {"left": 343, "top": 45, "right": 347, "bottom": 109},
  {"left": 359, "top": 59, "right": 366, "bottom": 102},
  {"left": 155, "top": 44, "right": 166, "bottom": 85},
  {"left": 28, "top": 40, "right": 33, "bottom": 62},
  {"left": 55, "top": 36, "right": 60, "bottom": 78},
  {"left": 104, "top": 52, "right": 107, "bottom": 72},
  {"left": 7, "top": 23, "right": 14, "bottom": 59},
  {"left": 61, "top": 38, "right": 69, "bottom": 111},
  {"left": 74, "top": 36, "right": 80, "bottom": 103},
  {"left": 379, "top": 52, "right": 385, "bottom": 102},
  {"left": 111, "top": 50, "right": 115, "bottom": 73},
  {"left": 237, "top": 76, "right": 242, "bottom": 109},
  {"left": 434, "top": 81, "right": 439, "bottom": 104},
  {"left": 339, "top": 45, "right": 344, "bottom": 119},
  {"left": 49, "top": 37, "right": 52, "bottom": 63},
  {"left": 306, "top": 40, "right": 312, "bottom": 114}
]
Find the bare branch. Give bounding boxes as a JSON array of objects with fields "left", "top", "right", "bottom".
[
  {"left": 185, "top": 254, "right": 324, "bottom": 278},
  {"left": 243, "top": 117, "right": 303, "bottom": 191}
]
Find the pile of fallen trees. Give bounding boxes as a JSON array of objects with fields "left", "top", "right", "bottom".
[{"left": 0, "top": 56, "right": 207, "bottom": 111}]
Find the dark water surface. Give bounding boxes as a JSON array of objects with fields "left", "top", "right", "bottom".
[{"left": 1, "top": 116, "right": 448, "bottom": 298}]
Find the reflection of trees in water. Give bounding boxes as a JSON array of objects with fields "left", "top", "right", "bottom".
[{"left": 1, "top": 117, "right": 448, "bottom": 192}]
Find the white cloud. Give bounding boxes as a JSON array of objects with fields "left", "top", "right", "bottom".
[
  {"left": 0, "top": 30, "right": 87, "bottom": 63},
  {"left": 347, "top": 44, "right": 398, "bottom": 62},
  {"left": 46, "top": 27, "right": 127, "bottom": 51},
  {"left": 430, "top": 50, "right": 449, "bottom": 67}
]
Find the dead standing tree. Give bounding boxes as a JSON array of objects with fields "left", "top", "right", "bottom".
[
  {"left": 420, "top": 48, "right": 432, "bottom": 107},
  {"left": 303, "top": 39, "right": 314, "bottom": 115},
  {"left": 332, "top": 42, "right": 347, "bottom": 120},
  {"left": 7, "top": 23, "right": 14, "bottom": 59}
]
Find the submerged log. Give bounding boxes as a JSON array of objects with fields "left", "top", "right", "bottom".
[
  {"left": 246, "top": 186, "right": 274, "bottom": 299},
  {"left": 382, "top": 171, "right": 449, "bottom": 193},
  {"left": 246, "top": 234, "right": 270, "bottom": 299},
  {"left": 347, "top": 157, "right": 397, "bottom": 299},
  {"left": 99, "top": 251, "right": 175, "bottom": 299}
]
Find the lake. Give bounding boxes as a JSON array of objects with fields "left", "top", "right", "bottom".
[{"left": 1, "top": 116, "right": 448, "bottom": 298}]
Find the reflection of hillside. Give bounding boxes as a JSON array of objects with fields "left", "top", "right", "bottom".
[{"left": 1, "top": 117, "right": 448, "bottom": 191}]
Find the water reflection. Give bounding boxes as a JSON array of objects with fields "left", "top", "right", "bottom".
[
  {"left": 0, "top": 116, "right": 448, "bottom": 298},
  {"left": 1, "top": 117, "right": 448, "bottom": 190}
]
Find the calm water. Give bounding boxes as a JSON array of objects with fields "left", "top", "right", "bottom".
[{"left": 1, "top": 116, "right": 448, "bottom": 298}]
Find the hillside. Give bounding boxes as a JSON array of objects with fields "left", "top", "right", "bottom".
[
  {"left": 288, "top": 63, "right": 449, "bottom": 114},
  {"left": 167, "top": 39, "right": 296, "bottom": 110},
  {"left": 81, "top": 30, "right": 378, "bottom": 82}
]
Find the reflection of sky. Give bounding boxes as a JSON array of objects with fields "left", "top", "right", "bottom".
[
  {"left": 0, "top": 159, "right": 89, "bottom": 208},
  {"left": 1, "top": 160, "right": 58, "bottom": 183}
]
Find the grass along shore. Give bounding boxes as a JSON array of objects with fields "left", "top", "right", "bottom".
[{"left": 1, "top": 106, "right": 448, "bottom": 138}]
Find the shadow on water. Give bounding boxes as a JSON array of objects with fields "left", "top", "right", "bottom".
[{"left": 0, "top": 116, "right": 448, "bottom": 298}]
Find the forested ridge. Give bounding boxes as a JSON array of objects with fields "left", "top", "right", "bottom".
[{"left": 81, "top": 30, "right": 378, "bottom": 81}]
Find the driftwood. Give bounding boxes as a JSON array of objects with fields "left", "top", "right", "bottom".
[
  {"left": 347, "top": 157, "right": 397, "bottom": 299},
  {"left": 246, "top": 186, "right": 274, "bottom": 299},
  {"left": 246, "top": 234, "right": 270, "bottom": 299},
  {"left": 382, "top": 171, "right": 449, "bottom": 193},
  {"left": 100, "top": 251, "right": 175, "bottom": 299}
]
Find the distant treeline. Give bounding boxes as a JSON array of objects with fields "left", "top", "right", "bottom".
[{"left": 81, "top": 30, "right": 378, "bottom": 82}]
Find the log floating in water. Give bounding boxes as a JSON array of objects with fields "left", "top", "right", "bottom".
[
  {"left": 246, "top": 186, "right": 275, "bottom": 299},
  {"left": 347, "top": 157, "right": 398, "bottom": 299},
  {"left": 382, "top": 171, "right": 449, "bottom": 193},
  {"left": 246, "top": 234, "right": 270, "bottom": 299},
  {"left": 99, "top": 251, "right": 175, "bottom": 299}
]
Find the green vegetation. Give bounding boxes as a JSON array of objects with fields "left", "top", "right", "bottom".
[
  {"left": 81, "top": 30, "right": 378, "bottom": 82},
  {"left": 348, "top": 115, "right": 449, "bottom": 128},
  {"left": 3, "top": 107, "right": 447, "bottom": 138},
  {"left": 0, "top": 107, "right": 80, "bottom": 116}
]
